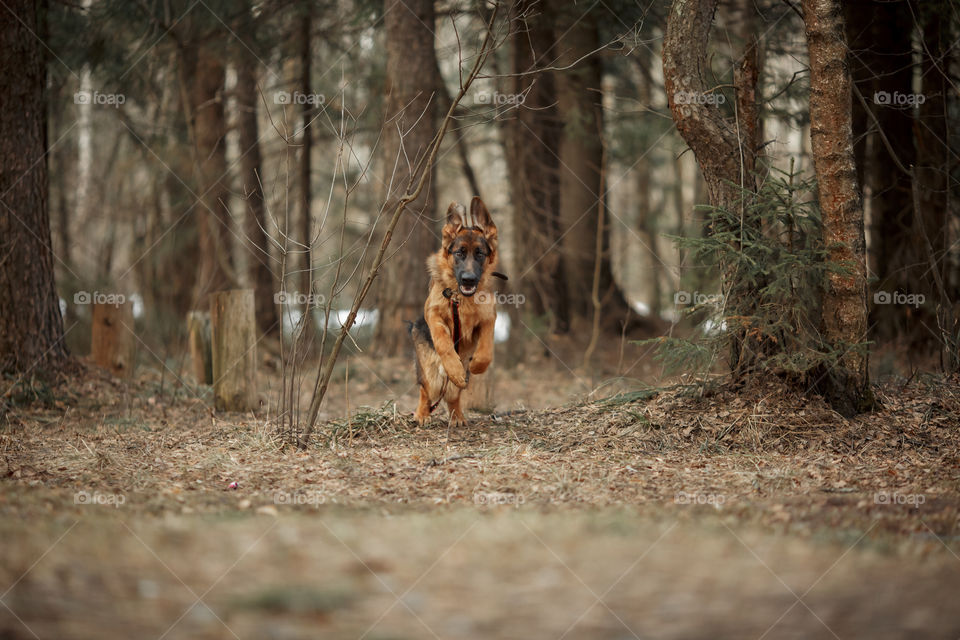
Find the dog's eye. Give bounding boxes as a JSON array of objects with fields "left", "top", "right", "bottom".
[
  {"left": 455, "top": 250, "right": 466, "bottom": 259},
  {"left": 475, "top": 250, "right": 485, "bottom": 259}
]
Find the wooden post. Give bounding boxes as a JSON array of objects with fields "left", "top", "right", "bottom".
[
  {"left": 187, "top": 311, "right": 213, "bottom": 384},
  {"left": 91, "top": 299, "right": 135, "bottom": 378},
  {"left": 210, "top": 289, "right": 257, "bottom": 412}
]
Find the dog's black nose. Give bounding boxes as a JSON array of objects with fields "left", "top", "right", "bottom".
[{"left": 461, "top": 275, "right": 478, "bottom": 287}]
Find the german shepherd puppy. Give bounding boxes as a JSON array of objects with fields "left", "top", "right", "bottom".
[{"left": 410, "top": 196, "right": 498, "bottom": 427}]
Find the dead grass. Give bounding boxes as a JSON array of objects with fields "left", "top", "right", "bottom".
[{"left": 1, "top": 361, "right": 959, "bottom": 638}]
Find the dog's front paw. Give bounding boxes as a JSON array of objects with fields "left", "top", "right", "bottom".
[
  {"left": 469, "top": 357, "right": 491, "bottom": 375},
  {"left": 444, "top": 360, "right": 468, "bottom": 388},
  {"left": 448, "top": 411, "right": 466, "bottom": 428},
  {"left": 414, "top": 409, "right": 430, "bottom": 426}
]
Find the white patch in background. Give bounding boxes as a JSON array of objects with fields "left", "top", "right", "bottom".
[{"left": 494, "top": 311, "right": 510, "bottom": 343}]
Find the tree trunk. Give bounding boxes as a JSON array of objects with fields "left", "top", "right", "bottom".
[
  {"left": 373, "top": 0, "right": 438, "bottom": 354},
  {"left": 236, "top": 55, "right": 278, "bottom": 336},
  {"left": 664, "top": 0, "right": 762, "bottom": 374},
  {"left": 299, "top": 6, "right": 314, "bottom": 338},
  {"left": 91, "top": 301, "right": 135, "bottom": 378},
  {"left": 802, "top": 0, "right": 873, "bottom": 416},
  {"left": 210, "top": 290, "right": 257, "bottom": 412},
  {"left": 191, "top": 45, "right": 234, "bottom": 306},
  {"left": 862, "top": 1, "right": 917, "bottom": 341},
  {"left": 187, "top": 310, "right": 213, "bottom": 384},
  {"left": 0, "top": 0, "right": 68, "bottom": 375},
  {"left": 505, "top": 1, "right": 570, "bottom": 333},
  {"left": 664, "top": 0, "right": 741, "bottom": 217},
  {"left": 914, "top": 1, "right": 955, "bottom": 368}
]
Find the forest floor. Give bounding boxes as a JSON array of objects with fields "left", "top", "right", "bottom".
[{"left": 1, "top": 341, "right": 959, "bottom": 639}]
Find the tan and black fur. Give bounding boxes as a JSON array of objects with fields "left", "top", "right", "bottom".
[{"left": 410, "top": 196, "right": 498, "bottom": 427}]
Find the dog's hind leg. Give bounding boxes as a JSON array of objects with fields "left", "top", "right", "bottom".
[{"left": 414, "top": 385, "right": 432, "bottom": 426}]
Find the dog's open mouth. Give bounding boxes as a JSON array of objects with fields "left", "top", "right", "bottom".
[{"left": 459, "top": 284, "right": 477, "bottom": 296}]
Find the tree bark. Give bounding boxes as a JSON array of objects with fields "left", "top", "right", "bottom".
[
  {"left": 191, "top": 45, "right": 234, "bottom": 306},
  {"left": 914, "top": 1, "right": 954, "bottom": 368},
  {"left": 236, "top": 55, "right": 278, "bottom": 336},
  {"left": 663, "top": 0, "right": 763, "bottom": 374},
  {"left": 373, "top": 0, "right": 439, "bottom": 354},
  {"left": 663, "top": 0, "right": 741, "bottom": 216},
  {"left": 187, "top": 310, "right": 213, "bottom": 384},
  {"left": 803, "top": 0, "right": 873, "bottom": 416},
  {"left": 505, "top": 0, "right": 569, "bottom": 333},
  {"left": 0, "top": 0, "right": 68, "bottom": 375},
  {"left": 299, "top": 6, "right": 314, "bottom": 337}
]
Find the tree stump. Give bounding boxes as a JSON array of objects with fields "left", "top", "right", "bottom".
[
  {"left": 210, "top": 289, "right": 257, "bottom": 412},
  {"left": 187, "top": 311, "right": 213, "bottom": 384},
  {"left": 463, "top": 366, "right": 496, "bottom": 414},
  {"left": 91, "top": 300, "right": 135, "bottom": 378}
]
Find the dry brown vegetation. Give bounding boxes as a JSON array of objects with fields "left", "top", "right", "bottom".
[{"left": 1, "top": 358, "right": 959, "bottom": 638}]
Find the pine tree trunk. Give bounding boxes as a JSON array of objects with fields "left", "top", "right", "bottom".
[
  {"left": 191, "top": 45, "right": 234, "bottom": 306},
  {"left": 0, "top": 0, "right": 68, "bottom": 375},
  {"left": 802, "top": 0, "right": 873, "bottom": 416},
  {"left": 505, "top": 1, "right": 570, "bottom": 333},
  {"left": 373, "top": 0, "right": 438, "bottom": 354},
  {"left": 236, "top": 55, "right": 278, "bottom": 336}
]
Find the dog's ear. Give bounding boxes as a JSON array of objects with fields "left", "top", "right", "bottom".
[
  {"left": 442, "top": 202, "right": 465, "bottom": 249},
  {"left": 470, "top": 196, "right": 497, "bottom": 250}
]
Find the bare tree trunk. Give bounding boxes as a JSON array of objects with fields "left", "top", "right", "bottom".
[
  {"left": 505, "top": 1, "right": 569, "bottom": 333},
  {"left": 663, "top": 0, "right": 741, "bottom": 217},
  {"left": 914, "top": 1, "right": 955, "bottom": 369},
  {"left": 373, "top": 0, "right": 438, "bottom": 354},
  {"left": 191, "top": 45, "right": 234, "bottom": 306},
  {"left": 0, "top": 0, "right": 68, "bottom": 375},
  {"left": 664, "top": 0, "right": 762, "bottom": 374},
  {"left": 803, "top": 0, "right": 873, "bottom": 416},
  {"left": 236, "top": 56, "right": 277, "bottom": 336},
  {"left": 299, "top": 6, "right": 314, "bottom": 338},
  {"left": 862, "top": 1, "right": 918, "bottom": 341}
]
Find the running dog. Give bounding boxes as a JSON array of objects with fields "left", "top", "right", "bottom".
[{"left": 409, "top": 196, "right": 499, "bottom": 428}]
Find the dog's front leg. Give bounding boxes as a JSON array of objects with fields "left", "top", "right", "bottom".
[
  {"left": 426, "top": 308, "right": 467, "bottom": 388},
  {"left": 469, "top": 318, "right": 495, "bottom": 375}
]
